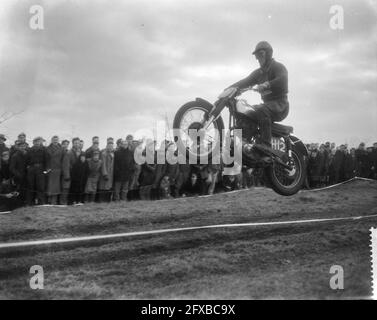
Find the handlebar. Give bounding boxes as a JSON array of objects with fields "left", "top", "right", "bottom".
[
  {"left": 237, "top": 86, "right": 259, "bottom": 95},
  {"left": 217, "top": 85, "right": 259, "bottom": 101}
]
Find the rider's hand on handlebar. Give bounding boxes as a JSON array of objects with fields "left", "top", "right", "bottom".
[
  {"left": 218, "top": 87, "right": 238, "bottom": 99},
  {"left": 254, "top": 82, "right": 270, "bottom": 93}
]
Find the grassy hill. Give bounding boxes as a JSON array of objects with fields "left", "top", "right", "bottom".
[{"left": 0, "top": 179, "right": 376, "bottom": 299}]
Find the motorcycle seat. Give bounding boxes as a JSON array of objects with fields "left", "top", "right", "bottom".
[{"left": 271, "top": 123, "right": 293, "bottom": 136}]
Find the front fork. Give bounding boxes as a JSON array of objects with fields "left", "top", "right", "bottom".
[
  {"left": 202, "top": 99, "right": 228, "bottom": 131},
  {"left": 284, "top": 136, "right": 295, "bottom": 168}
]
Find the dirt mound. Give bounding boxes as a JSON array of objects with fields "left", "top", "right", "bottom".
[{"left": 0, "top": 178, "right": 376, "bottom": 299}]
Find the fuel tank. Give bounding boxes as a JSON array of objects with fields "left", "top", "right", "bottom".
[{"left": 235, "top": 99, "right": 256, "bottom": 117}]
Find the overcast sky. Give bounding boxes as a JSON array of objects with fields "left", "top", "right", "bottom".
[{"left": 0, "top": 0, "right": 376, "bottom": 148}]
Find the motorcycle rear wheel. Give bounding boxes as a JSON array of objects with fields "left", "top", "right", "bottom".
[{"left": 265, "top": 145, "right": 306, "bottom": 196}]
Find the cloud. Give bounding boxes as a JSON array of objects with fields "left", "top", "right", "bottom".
[{"left": 0, "top": 0, "right": 376, "bottom": 147}]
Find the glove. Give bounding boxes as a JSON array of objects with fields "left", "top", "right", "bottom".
[
  {"left": 255, "top": 82, "right": 270, "bottom": 93},
  {"left": 219, "top": 87, "right": 237, "bottom": 98}
]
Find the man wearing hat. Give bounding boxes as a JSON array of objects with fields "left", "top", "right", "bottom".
[
  {"left": 226, "top": 41, "right": 289, "bottom": 153},
  {"left": 25, "top": 136, "right": 47, "bottom": 205},
  {"left": 10, "top": 133, "right": 29, "bottom": 157},
  {"left": 85, "top": 136, "right": 100, "bottom": 159}
]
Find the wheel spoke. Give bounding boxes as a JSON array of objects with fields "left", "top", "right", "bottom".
[
  {"left": 273, "top": 152, "right": 301, "bottom": 188},
  {"left": 176, "top": 106, "right": 221, "bottom": 159}
]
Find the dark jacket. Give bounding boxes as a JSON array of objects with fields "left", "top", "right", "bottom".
[
  {"left": 46, "top": 144, "right": 64, "bottom": 170},
  {"left": 0, "top": 161, "right": 10, "bottom": 181},
  {"left": 344, "top": 154, "right": 357, "bottom": 178},
  {"left": 0, "top": 144, "right": 9, "bottom": 170},
  {"left": 70, "top": 159, "right": 89, "bottom": 194},
  {"left": 9, "top": 151, "right": 27, "bottom": 184},
  {"left": 332, "top": 150, "right": 345, "bottom": 172},
  {"left": 140, "top": 163, "right": 156, "bottom": 186},
  {"left": 0, "top": 143, "right": 9, "bottom": 157},
  {"left": 371, "top": 149, "right": 377, "bottom": 174},
  {"left": 26, "top": 146, "right": 47, "bottom": 170},
  {"left": 308, "top": 151, "right": 326, "bottom": 179},
  {"left": 9, "top": 143, "right": 29, "bottom": 158},
  {"left": 181, "top": 179, "right": 201, "bottom": 196},
  {"left": 113, "top": 147, "right": 135, "bottom": 182},
  {"left": 85, "top": 146, "right": 99, "bottom": 159},
  {"left": 165, "top": 163, "right": 180, "bottom": 185},
  {"left": 355, "top": 149, "right": 368, "bottom": 177},
  {"left": 231, "top": 58, "right": 288, "bottom": 102}
]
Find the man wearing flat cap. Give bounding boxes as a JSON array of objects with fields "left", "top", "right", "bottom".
[
  {"left": 85, "top": 136, "right": 100, "bottom": 159},
  {"left": 10, "top": 133, "right": 29, "bottom": 157}
]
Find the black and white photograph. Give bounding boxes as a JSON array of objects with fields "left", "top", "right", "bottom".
[{"left": 0, "top": 0, "right": 377, "bottom": 306}]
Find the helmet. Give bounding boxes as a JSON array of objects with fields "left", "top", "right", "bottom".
[{"left": 252, "top": 41, "right": 273, "bottom": 55}]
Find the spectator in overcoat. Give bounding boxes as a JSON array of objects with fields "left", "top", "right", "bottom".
[
  {"left": 9, "top": 142, "right": 28, "bottom": 204},
  {"left": 113, "top": 139, "right": 135, "bottom": 201},
  {"left": 344, "top": 148, "right": 357, "bottom": 180},
  {"left": 46, "top": 136, "right": 64, "bottom": 204},
  {"left": 355, "top": 142, "right": 368, "bottom": 178},
  {"left": 139, "top": 140, "right": 156, "bottom": 200},
  {"left": 70, "top": 152, "right": 88, "bottom": 204},
  {"left": 62, "top": 138, "right": 81, "bottom": 205},
  {"left": 98, "top": 140, "right": 114, "bottom": 202},
  {"left": 332, "top": 145, "right": 346, "bottom": 183},
  {"left": 85, "top": 150, "right": 102, "bottom": 202},
  {"left": 25, "top": 137, "right": 47, "bottom": 205}
]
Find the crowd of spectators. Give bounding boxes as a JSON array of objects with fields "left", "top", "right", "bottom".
[
  {"left": 306, "top": 141, "right": 377, "bottom": 188},
  {"left": 0, "top": 132, "right": 266, "bottom": 211},
  {"left": 1, "top": 132, "right": 376, "bottom": 211}
]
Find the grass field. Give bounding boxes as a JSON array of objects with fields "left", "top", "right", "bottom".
[{"left": 0, "top": 179, "right": 377, "bottom": 299}]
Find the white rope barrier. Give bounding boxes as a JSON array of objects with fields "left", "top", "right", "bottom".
[
  {"left": 303, "top": 176, "right": 377, "bottom": 192},
  {"left": 1, "top": 214, "right": 377, "bottom": 250}
]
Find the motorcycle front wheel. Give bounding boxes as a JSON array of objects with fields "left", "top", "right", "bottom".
[{"left": 173, "top": 100, "right": 224, "bottom": 162}]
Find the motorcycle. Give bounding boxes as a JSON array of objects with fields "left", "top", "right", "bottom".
[{"left": 173, "top": 86, "right": 308, "bottom": 196}]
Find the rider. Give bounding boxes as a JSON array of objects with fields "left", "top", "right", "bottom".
[{"left": 228, "top": 41, "right": 289, "bottom": 153}]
